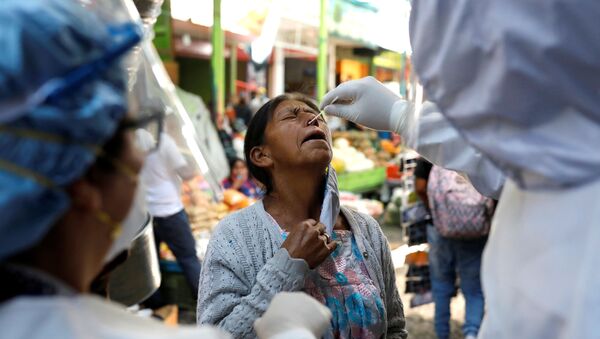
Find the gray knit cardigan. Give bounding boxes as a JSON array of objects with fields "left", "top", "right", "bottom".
[{"left": 197, "top": 200, "right": 408, "bottom": 339}]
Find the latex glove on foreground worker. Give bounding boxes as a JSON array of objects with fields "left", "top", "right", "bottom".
[
  {"left": 321, "top": 2, "right": 600, "bottom": 338},
  {"left": 255, "top": 292, "right": 333, "bottom": 339}
]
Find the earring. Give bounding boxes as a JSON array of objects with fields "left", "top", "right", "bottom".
[
  {"left": 111, "top": 225, "right": 123, "bottom": 239},
  {"left": 95, "top": 211, "right": 123, "bottom": 239}
]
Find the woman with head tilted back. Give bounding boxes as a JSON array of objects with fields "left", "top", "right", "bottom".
[{"left": 197, "top": 93, "right": 407, "bottom": 339}]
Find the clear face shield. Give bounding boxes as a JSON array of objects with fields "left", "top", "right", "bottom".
[
  {"left": 82, "top": 0, "right": 222, "bottom": 303},
  {"left": 73, "top": 0, "right": 153, "bottom": 265}
]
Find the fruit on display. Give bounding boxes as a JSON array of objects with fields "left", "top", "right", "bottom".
[
  {"left": 332, "top": 131, "right": 402, "bottom": 170},
  {"left": 181, "top": 176, "right": 230, "bottom": 233},
  {"left": 222, "top": 189, "right": 252, "bottom": 210},
  {"left": 331, "top": 157, "right": 346, "bottom": 173},
  {"left": 165, "top": 176, "right": 246, "bottom": 261},
  {"left": 380, "top": 139, "right": 401, "bottom": 155},
  {"left": 339, "top": 192, "right": 384, "bottom": 219},
  {"left": 332, "top": 138, "right": 375, "bottom": 173},
  {"left": 405, "top": 251, "right": 429, "bottom": 266},
  {"left": 333, "top": 137, "right": 351, "bottom": 148}
]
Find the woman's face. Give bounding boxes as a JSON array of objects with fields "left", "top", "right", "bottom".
[
  {"left": 231, "top": 160, "right": 248, "bottom": 180},
  {"left": 263, "top": 99, "right": 332, "bottom": 170}
]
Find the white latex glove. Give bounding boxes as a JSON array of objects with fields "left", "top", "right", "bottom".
[
  {"left": 320, "top": 76, "right": 414, "bottom": 138},
  {"left": 254, "top": 292, "right": 332, "bottom": 339},
  {"left": 323, "top": 78, "right": 505, "bottom": 198}
]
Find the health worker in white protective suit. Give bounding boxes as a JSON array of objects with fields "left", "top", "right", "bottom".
[
  {"left": 321, "top": 1, "right": 600, "bottom": 338},
  {"left": 0, "top": 1, "right": 331, "bottom": 338}
]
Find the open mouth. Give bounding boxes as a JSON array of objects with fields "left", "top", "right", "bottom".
[{"left": 302, "top": 129, "right": 328, "bottom": 145}]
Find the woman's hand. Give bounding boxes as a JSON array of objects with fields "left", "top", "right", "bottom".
[{"left": 282, "top": 219, "right": 337, "bottom": 269}]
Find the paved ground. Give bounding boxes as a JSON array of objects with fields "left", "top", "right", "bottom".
[{"left": 382, "top": 224, "right": 466, "bottom": 339}]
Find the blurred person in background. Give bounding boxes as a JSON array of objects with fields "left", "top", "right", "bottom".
[
  {"left": 321, "top": 1, "right": 600, "bottom": 337},
  {"left": 0, "top": 1, "right": 333, "bottom": 338},
  {"left": 221, "top": 158, "right": 261, "bottom": 199},
  {"left": 415, "top": 160, "right": 492, "bottom": 339},
  {"left": 250, "top": 88, "right": 269, "bottom": 116},
  {"left": 249, "top": 91, "right": 261, "bottom": 115},
  {"left": 234, "top": 95, "right": 253, "bottom": 128},
  {"left": 215, "top": 113, "right": 238, "bottom": 163},
  {"left": 224, "top": 94, "right": 245, "bottom": 133},
  {"left": 413, "top": 158, "right": 432, "bottom": 212},
  {"left": 225, "top": 96, "right": 237, "bottom": 125},
  {"left": 136, "top": 123, "right": 201, "bottom": 308}
]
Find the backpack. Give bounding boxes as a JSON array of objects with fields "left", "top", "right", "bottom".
[{"left": 427, "top": 166, "right": 495, "bottom": 239}]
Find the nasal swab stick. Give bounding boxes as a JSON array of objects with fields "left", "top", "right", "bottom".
[
  {"left": 309, "top": 96, "right": 339, "bottom": 124},
  {"left": 308, "top": 112, "right": 324, "bottom": 125}
]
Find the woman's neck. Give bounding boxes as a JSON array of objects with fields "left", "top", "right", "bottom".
[{"left": 263, "top": 167, "right": 326, "bottom": 229}]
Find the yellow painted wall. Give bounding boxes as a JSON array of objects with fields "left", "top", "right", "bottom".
[{"left": 337, "top": 59, "right": 369, "bottom": 82}]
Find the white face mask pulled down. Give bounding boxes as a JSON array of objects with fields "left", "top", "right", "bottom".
[{"left": 320, "top": 166, "right": 341, "bottom": 236}]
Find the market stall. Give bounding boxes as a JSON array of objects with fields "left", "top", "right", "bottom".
[
  {"left": 331, "top": 130, "right": 401, "bottom": 193},
  {"left": 331, "top": 126, "right": 433, "bottom": 307},
  {"left": 326, "top": 129, "right": 406, "bottom": 226}
]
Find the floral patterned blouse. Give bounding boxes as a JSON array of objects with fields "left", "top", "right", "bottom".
[{"left": 272, "top": 214, "right": 386, "bottom": 339}]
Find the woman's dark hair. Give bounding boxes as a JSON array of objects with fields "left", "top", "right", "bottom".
[{"left": 244, "top": 93, "right": 320, "bottom": 194}]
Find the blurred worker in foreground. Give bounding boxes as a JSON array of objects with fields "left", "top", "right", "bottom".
[
  {"left": 0, "top": 0, "right": 331, "bottom": 338},
  {"left": 321, "top": 1, "right": 600, "bottom": 337}
]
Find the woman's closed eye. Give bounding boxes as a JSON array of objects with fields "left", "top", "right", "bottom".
[
  {"left": 280, "top": 107, "right": 299, "bottom": 120},
  {"left": 280, "top": 107, "right": 321, "bottom": 121},
  {"left": 299, "top": 108, "right": 323, "bottom": 120}
]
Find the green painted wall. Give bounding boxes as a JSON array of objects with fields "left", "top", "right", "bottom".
[
  {"left": 153, "top": 0, "right": 173, "bottom": 61},
  {"left": 177, "top": 57, "right": 248, "bottom": 107},
  {"left": 177, "top": 57, "right": 212, "bottom": 104}
]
